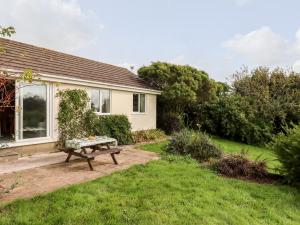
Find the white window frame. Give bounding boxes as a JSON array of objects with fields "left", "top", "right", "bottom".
[
  {"left": 90, "top": 89, "right": 111, "bottom": 115},
  {"left": 132, "top": 93, "right": 146, "bottom": 114},
  {"left": 15, "top": 81, "right": 53, "bottom": 142}
]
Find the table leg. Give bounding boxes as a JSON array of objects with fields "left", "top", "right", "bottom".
[
  {"left": 111, "top": 153, "right": 118, "bottom": 165},
  {"left": 82, "top": 148, "right": 87, "bottom": 154},
  {"left": 87, "top": 159, "right": 94, "bottom": 170},
  {"left": 65, "top": 151, "right": 73, "bottom": 162}
]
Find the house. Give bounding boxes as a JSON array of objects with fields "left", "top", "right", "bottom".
[{"left": 0, "top": 38, "right": 160, "bottom": 154}]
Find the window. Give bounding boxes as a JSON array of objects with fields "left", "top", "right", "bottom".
[
  {"left": 91, "top": 89, "right": 111, "bottom": 114},
  {"left": 133, "top": 93, "right": 146, "bottom": 113},
  {"left": 19, "top": 84, "right": 48, "bottom": 139}
]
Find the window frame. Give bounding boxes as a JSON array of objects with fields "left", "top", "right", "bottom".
[
  {"left": 90, "top": 89, "right": 111, "bottom": 115},
  {"left": 132, "top": 93, "right": 146, "bottom": 114},
  {"left": 16, "top": 81, "right": 53, "bottom": 142}
]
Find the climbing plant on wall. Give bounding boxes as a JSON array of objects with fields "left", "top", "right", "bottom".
[{"left": 57, "top": 89, "right": 90, "bottom": 143}]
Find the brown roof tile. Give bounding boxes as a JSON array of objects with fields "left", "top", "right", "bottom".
[{"left": 0, "top": 38, "right": 153, "bottom": 90}]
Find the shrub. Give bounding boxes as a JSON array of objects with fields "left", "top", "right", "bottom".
[
  {"left": 213, "top": 153, "right": 268, "bottom": 179},
  {"left": 99, "top": 115, "right": 133, "bottom": 145},
  {"left": 166, "top": 129, "right": 221, "bottom": 162},
  {"left": 189, "top": 96, "right": 273, "bottom": 145},
  {"left": 84, "top": 112, "right": 133, "bottom": 145},
  {"left": 269, "top": 125, "right": 300, "bottom": 185},
  {"left": 132, "top": 129, "right": 167, "bottom": 143},
  {"left": 158, "top": 112, "right": 184, "bottom": 134}
]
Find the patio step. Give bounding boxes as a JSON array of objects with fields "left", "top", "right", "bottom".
[{"left": 0, "top": 151, "right": 18, "bottom": 163}]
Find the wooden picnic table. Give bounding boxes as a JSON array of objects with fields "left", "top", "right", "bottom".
[{"left": 61, "top": 136, "right": 122, "bottom": 170}]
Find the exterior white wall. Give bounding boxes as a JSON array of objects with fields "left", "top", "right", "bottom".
[
  {"left": 53, "top": 83, "right": 157, "bottom": 139},
  {"left": 111, "top": 90, "right": 157, "bottom": 131}
]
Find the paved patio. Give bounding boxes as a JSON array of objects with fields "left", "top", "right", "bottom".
[{"left": 0, "top": 146, "right": 159, "bottom": 203}]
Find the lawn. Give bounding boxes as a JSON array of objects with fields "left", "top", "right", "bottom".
[
  {"left": 140, "top": 137, "right": 279, "bottom": 170},
  {"left": 0, "top": 140, "right": 299, "bottom": 225},
  {"left": 211, "top": 137, "right": 279, "bottom": 169}
]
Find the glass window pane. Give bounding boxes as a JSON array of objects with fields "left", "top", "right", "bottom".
[
  {"left": 91, "top": 90, "right": 100, "bottom": 112},
  {"left": 101, "top": 89, "right": 110, "bottom": 113},
  {"left": 22, "top": 85, "right": 47, "bottom": 139},
  {"left": 140, "top": 94, "right": 145, "bottom": 113},
  {"left": 133, "top": 94, "right": 139, "bottom": 112}
]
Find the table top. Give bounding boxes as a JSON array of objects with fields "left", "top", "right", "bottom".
[{"left": 65, "top": 136, "right": 117, "bottom": 149}]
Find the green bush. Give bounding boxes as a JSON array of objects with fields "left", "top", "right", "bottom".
[
  {"left": 132, "top": 129, "right": 167, "bottom": 143},
  {"left": 269, "top": 125, "right": 300, "bottom": 185},
  {"left": 99, "top": 115, "right": 133, "bottom": 145},
  {"left": 189, "top": 96, "right": 273, "bottom": 145},
  {"left": 84, "top": 111, "right": 133, "bottom": 145},
  {"left": 158, "top": 112, "right": 184, "bottom": 134},
  {"left": 166, "top": 129, "right": 221, "bottom": 162}
]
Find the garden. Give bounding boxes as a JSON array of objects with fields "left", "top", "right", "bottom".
[
  {"left": 0, "top": 62, "right": 299, "bottom": 225},
  {"left": 0, "top": 138, "right": 299, "bottom": 225},
  {"left": 1, "top": 25, "right": 300, "bottom": 224}
]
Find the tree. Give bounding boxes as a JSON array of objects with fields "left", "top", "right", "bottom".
[
  {"left": 138, "top": 62, "right": 218, "bottom": 133},
  {"left": 0, "top": 26, "right": 36, "bottom": 149},
  {"left": 232, "top": 67, "right": 300, "bottom": 133},
  {"left": 0, "top": 26, "right": 36, "bottom": 112},
  {"left": 138, "top": 62, "right": 217, "bottom": 113}
]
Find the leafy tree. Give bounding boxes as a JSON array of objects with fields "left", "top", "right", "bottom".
[
  {"left": 138, "top": 62, "right": 217, "bottom": 113},
  {"left": 0, "top": 26, "right": 37, "bottom": 148},
  {"left": 232, "top": 67, "right": 300, "bottom": 134},
  {"left": 138, "top": 62, "right": 217, "bottom": 133},
  {"left": 0, "top": 26, "right": 15, "bottom": 37}
]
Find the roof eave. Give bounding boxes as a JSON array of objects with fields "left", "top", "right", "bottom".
[{"left": 0, "top": 67, "right": 162, "bottom": 95}]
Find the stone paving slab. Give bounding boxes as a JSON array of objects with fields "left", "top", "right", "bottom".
[
  {"left": 0, "top": 152, "right": 68, "bottom": 175},
  {"left": 0, "top": 147, "right": 159, "bottom": 203}
]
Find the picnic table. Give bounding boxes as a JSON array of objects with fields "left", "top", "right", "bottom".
[{"left": 61, "top": 136, "right": 122, "bottom": 170}]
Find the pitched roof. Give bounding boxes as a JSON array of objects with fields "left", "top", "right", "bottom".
[{"left": 0, "top": 38, "right": 153, "bottom": 90}]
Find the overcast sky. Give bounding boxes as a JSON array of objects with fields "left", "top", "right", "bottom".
[{"left": 1, "top": 0, "right": 300, "bottom": 81}]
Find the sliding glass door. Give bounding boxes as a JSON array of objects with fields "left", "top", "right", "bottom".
[{"left": 18, "top": 83, "right": 50, "bottom": 140}]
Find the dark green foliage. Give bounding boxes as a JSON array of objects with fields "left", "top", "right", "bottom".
[
  {"left": 132, "top": 129, "right": 166, "bottom": 143},
  {"left": 84, "top": 111, "right": 133, "bottom": 145},
  {"left": 190, "top": 96, "right": 273, "bottom": 145},
  {"left": 213, "top": 153, "right": 269, "bottom": 179},
  {"left": 57, "top": 89, "right": 90, "bottom": 142},
  {"left": 99, "top": 115, "right": 133, "bottom": 145},
  {"left": 158, "top": 112, "right": 184, "bottom": 134},
  {"left": 232, "top": 67, "right": 300, "bottom": 135},
  {"left": 166, "top": 129, "right": 221, "bottom": 162},
  {"left": 138, "top": 62, "right": 218, "bottom": 132},
  {"left": 269, "top": 125, "right": 300, "bottom": 185},
  {"left": 140, "top": 62, "right": 300, "bottom": 145}
]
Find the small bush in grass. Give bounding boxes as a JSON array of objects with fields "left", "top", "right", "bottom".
[
  {"left": 213, "top": 153, "right": 268, "bottom": 179},
  {"left": 166, "top": 129, "right": 221, "bottom": 162},
  {"left": 269, "top": 125, "right": 300, "bottom": 185},
  {"left": 132, "top": 129, "right": 167, "bottom": 143}
]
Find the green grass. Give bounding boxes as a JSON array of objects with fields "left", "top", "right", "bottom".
[
  {"left": 211, "top": 137, "right": 279, "bottom": 169},
  {"left": 140, "top": 137, "right": 279, "bottom": 170},
  {"left": 138, "top": 140, "right": 169, "bottom": 153},
  {"left": 0, "top": 139, "right": 299, "bottom": 225}
]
